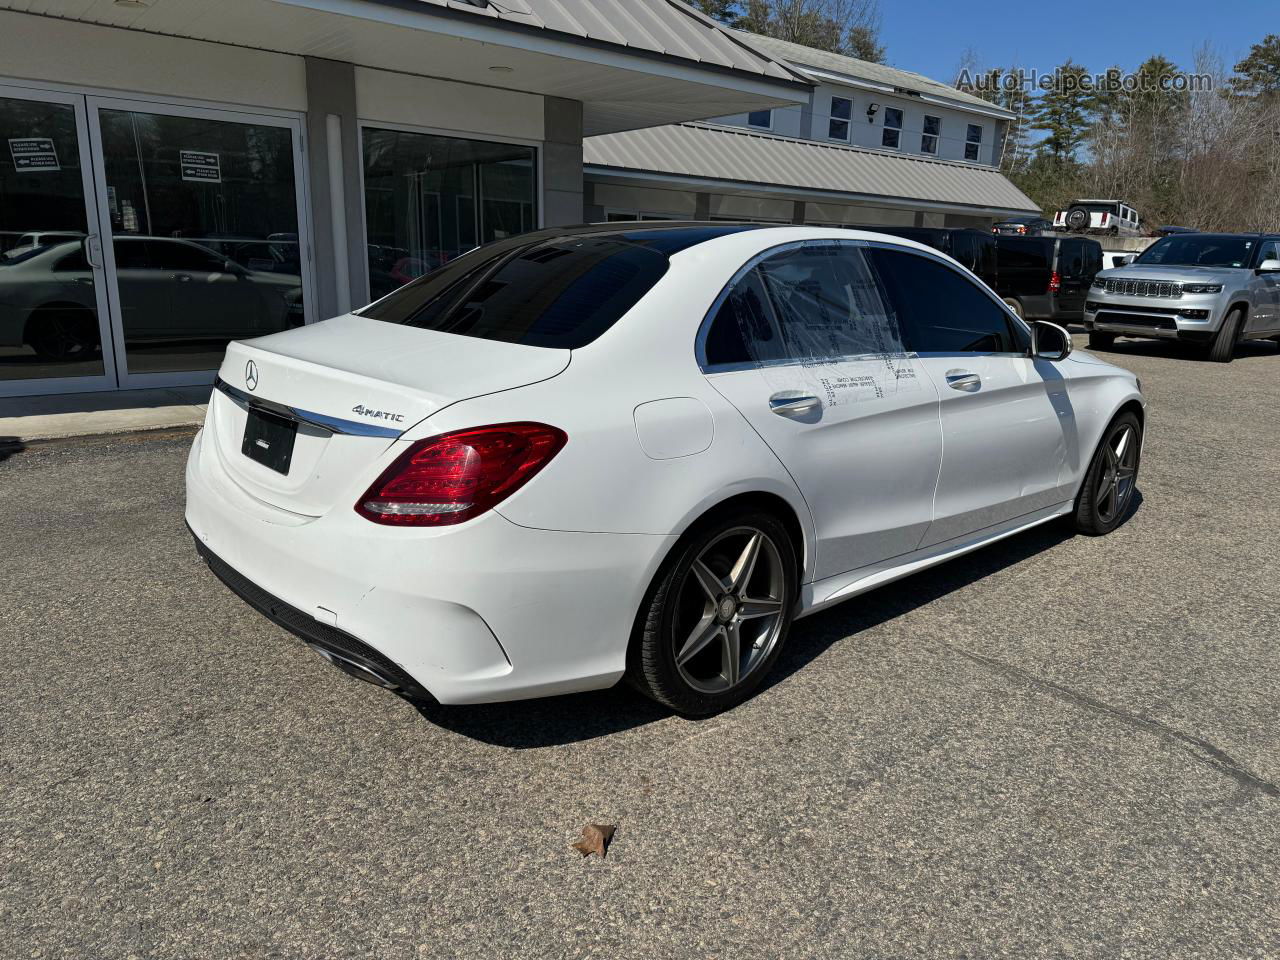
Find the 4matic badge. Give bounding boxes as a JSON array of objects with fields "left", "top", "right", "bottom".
[{"left": 351, "top": 404, "right": 405, "bottom": 424}]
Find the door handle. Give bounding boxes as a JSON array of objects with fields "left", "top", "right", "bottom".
[
  {"left": 945, "top": 371, "right": 982, "bottom": 392},
  {"left": 84, "top": 233, "right": 103, "bottom": 269},
  {"left": 769, "top": 393, "right": 821, "bottom": 417}
]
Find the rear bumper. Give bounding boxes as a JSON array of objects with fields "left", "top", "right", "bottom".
[{"left": 185, "top": 428, "right": 675, "bottom": 705}]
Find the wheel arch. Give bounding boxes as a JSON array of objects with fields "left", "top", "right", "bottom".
[{"left": 22, "top": 300, "right": 95, "bottom": 344}]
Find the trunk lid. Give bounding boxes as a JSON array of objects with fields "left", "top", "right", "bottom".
[{"left": 208, "top": 313, "right": 570, "bottom": 516}]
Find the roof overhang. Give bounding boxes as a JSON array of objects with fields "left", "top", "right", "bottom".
[
  {"left": 1, "top": 0, "right": 811, "bottom": 136},
  {"left": 585, "top": 123, "right": 1040, "bottom": 216}
]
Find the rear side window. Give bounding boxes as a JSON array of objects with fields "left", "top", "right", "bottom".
[
  {"left": 996, "top": 237, "right": 1051, "bottom": 270},
  {"left": 703, "top": 243, "right": 907, "bottom": 367},
  {"left": 867, "top": 248, "right": 1023, "bottom": 354},
  {"left": 360, "top": 236, "right": 669, "bottom": 349}
]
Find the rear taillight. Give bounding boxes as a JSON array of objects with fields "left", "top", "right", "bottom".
[
  {"left": 1017, "top": 225, "right": 1026, "bottom": 234},
  {"left": 1048, "top": 270, "right": 1062, "bottom": 294},
  {"left": 356, "top": 422, "right": 567, "bottom": 526}
]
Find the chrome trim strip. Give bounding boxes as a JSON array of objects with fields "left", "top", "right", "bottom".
[{"left": 214, "top": 378, "right": 404, "bottom": 439}]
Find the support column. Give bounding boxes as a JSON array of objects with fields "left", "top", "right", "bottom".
[
  {"left": 542, "top": 97, "right": 584, "bottom": 227},
  {"left": 695, "top": 192, "right": 712, "bottom": 221},
  {"left": 791, "top": 200, "right": 806, "bottom": 224},
  {"left": 304, "top": 57, "right": 368, "bottom": 318}
]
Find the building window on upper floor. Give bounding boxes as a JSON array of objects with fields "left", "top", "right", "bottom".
[
  {"left": 828, "top": 97, "right": 852, "bottom": 141},
  {"left": 921, "top": 115, "right": 941, "bottom": 155},
  {"left": 747, "top": 109, "right": 773, "bottom": 130},
  {"left": 965, "top": 123, "right": 983, "bottom": 161},
  {"left": 882, "top": 107, "right": 903, "bottom": 149}
]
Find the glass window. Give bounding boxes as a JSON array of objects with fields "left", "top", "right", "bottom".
[
  {"left": 882, "top": 107, "right": 903, "bottom": 149},
  {"left": 747, "top": 110, "right": 772, "bottom": 129},
  {"left": 828, "top": 97, "right": 852, "bottom": 141},
  {"left": 706, "top": 243, "right": 907, "bottom": 367},
  {"left": 362, "top": 128, "right": 536, "bottom": 301},
  {"left": 867, "top": 247, "right": 1020, "bottom": 354},
  {"left": 1257, "top": 240, "right": 1280, "bottom": 265},
  {"left": 964, "top": 123, "right": 983, "bottom": 162},
  {"left": 921, "top": 115, "right": 940, "bottom": 154},
  {"left": 360, "top": 233, "right": 668, "bottom": 349},
  {"left": 0, "top": 95, "right": 104, "bottom": 381},
  {"left": 97, "top": 108, "right": 304, "bottom": 375},
  {"left": 1136, "top": 234, "right": 1255, "bottom": 268}
]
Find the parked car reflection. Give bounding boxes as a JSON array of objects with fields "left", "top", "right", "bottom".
[{"left": 0, "top": 236, "right": 302, "bottom": 361}]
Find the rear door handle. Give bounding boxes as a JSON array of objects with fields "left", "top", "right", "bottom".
[
  {"left": 769, "top": 393, "right": 821, "bottom": 417},
  {"left": 945, "top": 370, "right": 982, "bottom": 392}
]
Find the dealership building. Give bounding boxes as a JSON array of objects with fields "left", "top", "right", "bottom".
[{"left": 0, "top": 0, "right": 1036, "bottom": 399}]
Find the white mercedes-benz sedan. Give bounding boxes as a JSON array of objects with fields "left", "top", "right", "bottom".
[{"left": 186, "top": 223, "right": 1145, "bottom": 715}]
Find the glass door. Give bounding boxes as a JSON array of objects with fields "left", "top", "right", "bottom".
[
  {"left": 0, "top": 85, "right": 116, "bottom": 396},
  {"left": 86, "top": 98, "right": 313, "bottom": 388}
]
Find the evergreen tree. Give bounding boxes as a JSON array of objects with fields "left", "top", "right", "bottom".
[
  {"left": 1230, "top": 34, "right": 1280, "bottom": 97},
  {"left": 1028, "top": 60, "right": 1094, "bottom": 162}
]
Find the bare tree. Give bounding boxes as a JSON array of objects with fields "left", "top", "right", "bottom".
[{"left": 715, "top": 0, "right": 886, "bottom": 62}]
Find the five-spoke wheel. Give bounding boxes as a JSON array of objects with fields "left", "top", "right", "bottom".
[{"left": 1074, "top": 411, "right": 1142, "bottom": 535}]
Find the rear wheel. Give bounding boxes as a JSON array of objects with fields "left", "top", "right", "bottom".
[
  {"left": 1204, "top": 308, "right": 1243, "bottom": 363},
  {"left": 1002, "top": 297, "right": 1024, "bottom": 319},
  {"left": 629, "top": 512, "right": 797, "bottom": 716},
  {"left": 1074, "top": 412, "right": 1141, "bottom": 536},
  {"left": 1088, "top": 330, "right": 1116, "bottom": 350},
  {"left": 25, "top": 305, "right": 99, "bottom": 361}
]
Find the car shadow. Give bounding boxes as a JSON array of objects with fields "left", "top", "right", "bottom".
[
  {"left": 1089, "top": 337, "right": 1278, "bottom": 361},
  {"left": 0, "top": 436, "right": 25, "bottom": 463},
  {"left": 415, "top": 495, "right": 1142, "bottom": 749}
]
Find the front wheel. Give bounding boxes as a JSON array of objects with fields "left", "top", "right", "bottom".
[
  {"left": 1204, "top": 308, "right": 1243, "bottom": 363},
  {"left": 1073, "top": 412, "right": 1142, "bottom": 536},
  {"left": 629, "top": 512, "right": 797, "bottom": 716}
]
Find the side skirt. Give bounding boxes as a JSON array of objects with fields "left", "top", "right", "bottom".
[{"left": 797, "top": 501, "right": 1073, "bottom": 619}]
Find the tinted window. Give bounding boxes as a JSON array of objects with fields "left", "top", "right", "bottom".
[
  {"left": 52, "top": 246, "right": 89, "bottom": 273},
  {"left": 868, "top": 248, "right": 1019, "bottom": 353},
  {"left": 747, "top": 110, "right": 772, "bottom": 128},
  {"left": 995, "top": 237, "right": 1052, "bottom": 270},
  {"left": 1060, "top": 240, "right": 1085, "bottom": 278},
  {"left": 704, "top": 243, "right": 907, "bottom": 367},
  {"left": 361, "top": 235, "right": 669, "bottom": 349},
  {"left": 1136, "top": 234, "right": 1255, "bottom": 268}
]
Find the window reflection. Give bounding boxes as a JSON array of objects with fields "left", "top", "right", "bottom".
[{"left": 362, "top": 128, "right": 537, "bottom": 301}]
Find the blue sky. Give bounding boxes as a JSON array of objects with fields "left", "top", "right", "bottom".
[{"left": 881, "top": 0, "right": 1276, "bottom": 85}]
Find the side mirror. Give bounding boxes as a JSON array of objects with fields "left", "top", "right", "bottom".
[
  {"left": 1030, "top": 320, "right": 1072, "bottom": 361},
  {"left": 1258, "top": 259, "right": 1280, "bottom": 274}
]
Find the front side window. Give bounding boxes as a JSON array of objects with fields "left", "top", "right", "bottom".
[
  {"left": 921, "top": 115, "right": 941, "bottom": 154},
  {"left": 361, "top": 234, "right": 669, "bottom": 349},
  {"left": 704, "top": 243, "right": 908, "bottom": 367},
  {"left": 965, "top": 123, "right": 983, "bottom": 162},
  {"left": 747, "top": 109, "right": 773, "bottom": 129},
  {"left": 829, "top": 97, "right": 852, "bottom": 141},
  {"left": 882, "top": 108, "right": 903, "bottom": 149},
  {"left": 1257, "top": 240, "right": 1280, "bottom": 265},
  {"left": 362, "top": 127, "right": 536, "bottom": 301},
  {"left": 867, "top": 247, "right": 1023, "bottom": 354}
]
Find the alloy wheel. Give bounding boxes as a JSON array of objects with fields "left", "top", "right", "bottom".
[
  {"left": 672, "top": 526, "right": 787, "bottom": 694},
  {"left": 1096, "top": 423, "right": 1138, "bottom": 524}
]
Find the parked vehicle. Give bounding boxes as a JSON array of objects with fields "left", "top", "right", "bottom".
[
  {"left": 1101, "top": 250, "right": 1138, "bottom": 270},
  {"left": 1085, "top": 232, "right": 1280, "bottom": 362},
  {"left": 1154, "top": 225, "right": 1198, "bottom": 237},
  {"left": 0, "top": 237, "right": 302, "bottom": 360},
  {"left": 992, "top": 215, "right": 1053, "bottom": 237},
  {"left": 1053, "top": 200, "right": 1143, "bottom": 237},
  {"left": 994, "top": 234, "right": 1104, "bottom": 321},
  {"left": 187, "top": 222, "right": 1145, "bottom": 715}
]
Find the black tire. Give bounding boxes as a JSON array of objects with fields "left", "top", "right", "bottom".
[
  {"left": 629, "top": 510, "right": 798, "bottom": 716},
  {"left": 1073, "top": 411, "right": 1142, "bottom": 536},
  {"left": 25, "top": 305, "right": 99, "bottom": 361},
  {"left": 1088, "top": 331, "right": 1116, "bottom": 350},
  {"left": 1205, "top": 308, "right": 1243, "bottom": 363},
  {"left": 1065, "top": 206, "right": 1090, "bottom": 231},
  {"left": 1003, "top": 297, "right": 1024, "bottom": 319}
]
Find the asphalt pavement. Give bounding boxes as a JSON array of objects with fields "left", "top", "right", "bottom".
[{"left": 2, "top": 334, "right": 1278, "bottom": 959}]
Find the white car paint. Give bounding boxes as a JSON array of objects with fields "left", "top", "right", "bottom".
[{"left": 185, "top": 225, "right": 1144, "bottom": 705}]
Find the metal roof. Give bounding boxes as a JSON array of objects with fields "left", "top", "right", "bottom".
[
  {"left": 402, "top": 0, "right": 812, "bottom": 84},
  {"left": 584, "top": 123, "right": 1039, "bottom": 214},
  {"left": 731, "top": 30, "right": 1014, "bottom": 116}
]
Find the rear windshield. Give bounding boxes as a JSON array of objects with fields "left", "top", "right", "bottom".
[
  {"left": 995, "top": 237, "right": 1052, "bottom": 269},
  {"left": 359, "top": 235, "right": 670, "bottom": 348},
  {"left": 1135, "top": 235, "right": 1255, "bottom": 268}
]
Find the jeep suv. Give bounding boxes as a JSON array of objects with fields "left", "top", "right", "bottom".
[{"left": 1084, "top": 233, "right": 1280, "bottom": 362}]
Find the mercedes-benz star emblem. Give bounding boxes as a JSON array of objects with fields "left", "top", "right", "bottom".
[{"left": 245, "top": 360, "right": 259, "bottom": 392}]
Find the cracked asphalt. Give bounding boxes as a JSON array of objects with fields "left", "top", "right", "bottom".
[{"left": 2, "top": 334, "right": 1279, "bottom": 959}]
